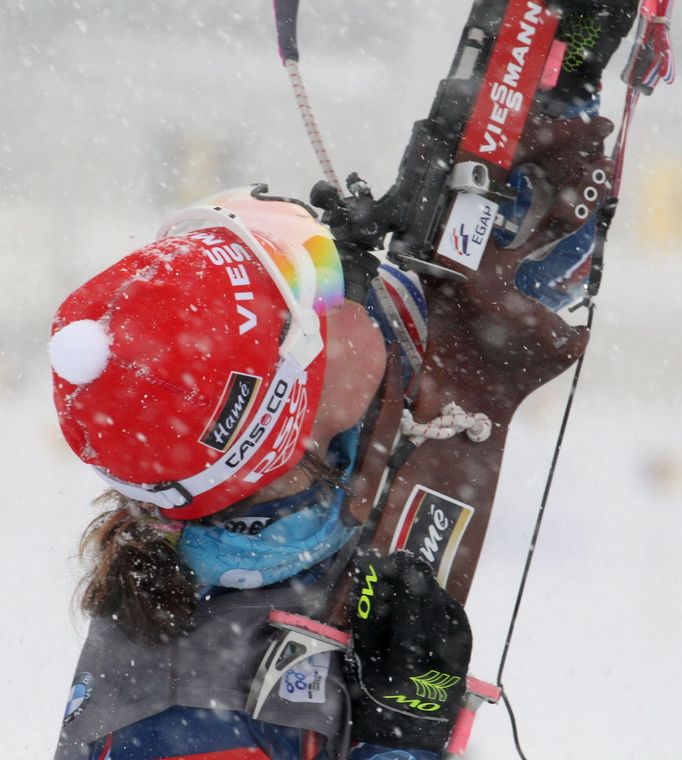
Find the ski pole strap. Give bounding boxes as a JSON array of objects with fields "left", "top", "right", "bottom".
[
  {"left": 622, "top": 0, "right": 676, "bottom": 93},
  {"left": 612, "top": 0, "right": 676, "bottom": 197},
  {"left": 610, "top": 86, "right": 641, "bottom": 199},
  {"left": 285, "top": 59, "right": 342, "bottom": 192},
  {"left": 273, "top": 0, "right": 301, "bottom": 63},
  {"left": 271, "top": 0, "right": 342, "bottom": 192}
]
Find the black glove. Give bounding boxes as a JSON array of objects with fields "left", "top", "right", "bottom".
[
  {"left": 543, "top": 1, "right": 638, "bottom": 111},
  {"left": 344, "top": 551, "right": 472, "bottom": 752}
]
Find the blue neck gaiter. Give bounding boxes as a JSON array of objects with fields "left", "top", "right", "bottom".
[{"left": 178, "top": 429, "right": 359, "bottom": 590}]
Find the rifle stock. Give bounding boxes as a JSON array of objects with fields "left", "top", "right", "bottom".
[
  {"left": 370, "top": 267, "right": 589, "bottom": 605},
  {"left": 323, "top": 0, "right": 603, "bottom": 606}
]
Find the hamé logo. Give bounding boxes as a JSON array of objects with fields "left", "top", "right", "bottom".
[{"left": 200, "top": 371, "right": 262, "bottom": 452}]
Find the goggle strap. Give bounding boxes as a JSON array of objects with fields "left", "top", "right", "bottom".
[
  {"left": 157, "top": 206, "right": 318, "bottom": 327},
  {"left": 94, "top": 355, "right": 306, "bottom": 511}
]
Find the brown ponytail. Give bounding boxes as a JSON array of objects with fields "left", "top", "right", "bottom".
[
  {"left": 77, "top": 491, "right": 196, "bottom": 644},
  {"left": 78, "top": 456, "right": 350, "bottom": 643}
]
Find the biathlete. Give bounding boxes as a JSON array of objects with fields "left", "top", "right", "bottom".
[{"left": 50, "top": 188, "right": 473, "bottom": 760}]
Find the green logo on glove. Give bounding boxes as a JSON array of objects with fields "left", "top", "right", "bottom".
[
  {"left": 409, "top": 669, "right": 461, "bottom": 702},
  {"left": 382, "top": 669, "right": 461, "bottom": 712}
]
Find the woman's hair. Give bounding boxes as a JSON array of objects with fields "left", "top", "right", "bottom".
[
  {"left": 298, "top": 449, "right": 353, "bottom": 495},
  {"left": 77, "top": 452, "right": 352, "bottom": 644},
  {"left": 77, "top": 491, "right": 196, "bottom": 645}
]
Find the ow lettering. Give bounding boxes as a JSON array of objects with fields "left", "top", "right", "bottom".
[{"left": 356, "top": 564, "right": 378, "bottom": 620}]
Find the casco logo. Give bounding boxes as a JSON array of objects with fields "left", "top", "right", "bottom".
[
  {"left": 224, "top": 377, "right": 291, "bottom": 470},
  {"left": 201, "top": 372, "right": 262, "bottom": 452},
  {"left": 249, "top": 378, "right": 308, "bottom": 480},
  {"left": 191, "top": 231, "right": 258, "bottom": 335},
  {"left": 213, "top": 357, "right": 304, "bottom": 480},
  {"left": 356, "top": 563, "right": 378, "bottom": 620}
]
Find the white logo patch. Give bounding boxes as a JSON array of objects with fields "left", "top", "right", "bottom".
[
  {"left": 278, "top": 652, "right": 331, "bottom": 704},
  {"left": 438, "top": 193, "right": 499, "bottom": 271}
]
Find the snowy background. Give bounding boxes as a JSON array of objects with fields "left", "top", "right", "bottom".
[{"left": 2, "top": 1, "right": 681, "bottom": 758}]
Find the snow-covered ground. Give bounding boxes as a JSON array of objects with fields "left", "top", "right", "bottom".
[{"left": 2, "top": 2, "right": 681, "bottom": 758}]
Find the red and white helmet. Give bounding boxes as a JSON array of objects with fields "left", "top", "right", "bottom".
[{"left": 49, "top": 188, "right": 344, "bottom": 519}]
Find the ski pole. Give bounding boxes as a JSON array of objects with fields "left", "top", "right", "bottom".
[{"left": 443, "top": 677, "right": 502, "bottom": 757}]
